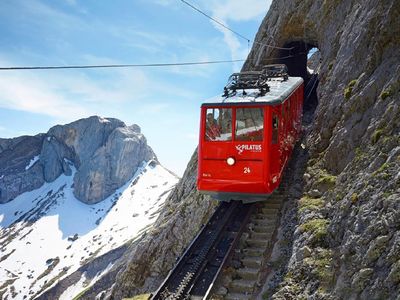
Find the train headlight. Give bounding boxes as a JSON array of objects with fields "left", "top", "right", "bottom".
[{"left": 226, "top": 157, "right": 235, "bottom": 166}]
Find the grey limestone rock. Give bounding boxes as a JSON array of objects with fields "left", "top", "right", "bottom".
[
  {"left": 0, "top": 135, "right": 45, "bottom": 203},
  {"left": 73, "top": 124, "right": 156, "bottom": 204},
  {"left": 0, "top": 116, "right": 155, "bottom": 204}
]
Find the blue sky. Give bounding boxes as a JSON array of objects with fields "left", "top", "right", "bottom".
[{"left": 0, "top": 0, "right": 271, "bottom": 176}]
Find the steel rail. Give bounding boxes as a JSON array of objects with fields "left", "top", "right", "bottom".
[
  {"left": 151, "top": 202, "right": 245, "bottom": 300},
  {"left": 190, "top": 203, "right": 255, "bottom": 299}
]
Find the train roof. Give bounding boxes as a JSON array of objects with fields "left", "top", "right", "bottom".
[{"left": 202, "top": 76, "right": 304, "bottom": 107}]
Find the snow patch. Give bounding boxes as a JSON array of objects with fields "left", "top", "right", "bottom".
[
  {"left": 0, "top": 161, "right": 178, "bottom": 299},
  {"left": 59, "top": 275, "right": 87, "bottom": 300},
  {"left": 25, "top": 155, "right": 40, "bottom": 170}
]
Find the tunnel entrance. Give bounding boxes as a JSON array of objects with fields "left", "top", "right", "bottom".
[{"left": 277, "top": 41, "right": 320, "bottom": 114}]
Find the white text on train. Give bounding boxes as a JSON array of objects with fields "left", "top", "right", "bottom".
[{"left": 236, "top": 144, "right": 262, "bottom": 154}]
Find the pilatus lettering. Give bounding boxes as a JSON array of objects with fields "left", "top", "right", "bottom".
[{"left": 236, "top": 144, "right": 262, "bottom": 154}]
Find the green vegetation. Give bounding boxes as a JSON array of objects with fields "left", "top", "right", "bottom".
[
  {"left": 380, "top": 86, "right": 394, "bottom": 100},
  {"left": 372, "top": 162, "right": 391, "bottom": 180},
  {"left": 371, "top": 128, "right": 384, "bottom": 144},
  {"left": 317, "top": 174, "right": 337, "bottom": 187},
  {"left": 299, "top": 196, "right": 325, "bottom": 212},
  {"left": 375, "top": 162, "right": 389, "bottom": 174},
  {"left": 300, "top": 219, "right": 329, "bottom": 246},
  {"left": 351, "top": 193, "right": 359, "bottom": 203},
  {"left": 335, "top": 191, "right": 344, "bottom": 201},
  {"left": 344, "top": 87, "right": 352, "bottom": 100},
  {"left": 354, "top": 147, "right": 367, "bottom": 162},
  {"left": 305, "top": 249, "right": 334, "bottom": 291},
  {"left": 349, "top": 80, "right": 357, "bottom": 88},
  {"left": 72, "top": 287, "right": 91, "bottom": 300},
  {"left": 344, "top": 79, "right": 357, "bottom": 100},
  {"left": 328, "top": 62, "right": 333, "bottom": 70}
]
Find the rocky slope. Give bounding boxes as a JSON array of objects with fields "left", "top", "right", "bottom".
[
  {"left": 104, "top": 0, "right": 399, "bottom": 299},
  {"left": 0, "top": 116, "right": 155, "bottom": 204},
  {"left": 243, "top": 0, "right": 400, "bottom": 299}
]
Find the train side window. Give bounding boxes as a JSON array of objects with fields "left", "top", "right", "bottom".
[
  {"left": 235, "top": 108, "right": 264, "bottom": 141},
  {"left": 205, "top": 108, "right": 232, "bottom": 141},
  {"left": 272, "top": 114, "right": 279, "bottom": 144}
]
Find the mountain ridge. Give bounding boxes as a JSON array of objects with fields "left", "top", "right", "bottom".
[{"left": 0, "top": 115, "right": 156, "bottom": 204}]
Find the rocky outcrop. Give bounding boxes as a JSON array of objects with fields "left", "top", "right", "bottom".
[
  {"left": 0, "top": 116, "right": 156, "bottom": 204},
  {"left": 243, "top": 0, "right": 400, "bottom": 299},
  {"left": 0, "top": 135, "right": 45, "bottom": 203}
]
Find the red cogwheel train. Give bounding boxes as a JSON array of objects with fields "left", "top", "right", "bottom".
[{"left": 197, "top": 65, "right": 304, "bottom": 202}]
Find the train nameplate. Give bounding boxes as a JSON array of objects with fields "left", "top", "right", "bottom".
[{"left": 235, "top": 144, "right": 262, "bottom": 155}]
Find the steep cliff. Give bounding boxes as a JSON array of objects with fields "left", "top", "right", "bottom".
[
  {"left": 105, "top": 1, "right": 399, "bottom": 299},
  {"left": 0, "top": 116, "right": 156, "bottom": 204},
  {"left": 244, "top": 0, "right": 400, "bottom": 299}
]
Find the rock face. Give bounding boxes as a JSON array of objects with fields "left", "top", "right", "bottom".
[
  {"left": 0, "top": 116, "right": 156, "bottom": 204},
  {"left": 243, "top": 0, "right": 400, "bottom": 299},
  {"left": 104, "top": 0, "right": 399, "bottom": 299},
  {"left": 0, "top": 135, "right": 45, "bottom": 204}
]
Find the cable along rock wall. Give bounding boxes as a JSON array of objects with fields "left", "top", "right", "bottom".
[{"left": 243, "top": 0, "right": 400, "bottom": 299}]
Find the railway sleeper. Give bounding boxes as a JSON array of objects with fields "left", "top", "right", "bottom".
[
  {"left": 228, "top": 278, "right": 256, "bottom": 293},
  {"left": 249, "top": 224, "right": 275, "bottom": 233},
  {"left": 242, "top": 247, "right": 265, "bottom": 257},
  {"left": 246, "top": 238, "right": 270, "bottom": 248},
  {"left": 259, "top": 207, "right": 279, "bottom": 215},
  {"left": 250, "top": 231, "right": 273, "bottom": 241},
  {"left": 251, "top": 213, "right": 277, "bottom": 222},
  {"left": 260, "top": 202, "right": 282, "bottom": 209},
  {"left": 241, "top": 256, "right": 263, "bottom": 268},
  {"left": 236, "top": 267, "right": 259, "bottom": 280}
]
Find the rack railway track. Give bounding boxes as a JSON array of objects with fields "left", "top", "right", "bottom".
[
  {"left": 151, "top": 201, "right": 254, "bottom": 300},
  {"left": 150, "top": 185, "right": 287, "bottom": 300},
  {"left": 210, "top": 188, "right": 286, "bottom": 300}
]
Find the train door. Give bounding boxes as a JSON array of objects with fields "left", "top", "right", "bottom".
[{"left": 270, "top": 106, "right": 281, "bottom": 185}]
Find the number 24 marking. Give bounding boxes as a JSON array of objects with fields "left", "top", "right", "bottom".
[{"left": 244, "top": 167, "right": 251, "bottom": 174}]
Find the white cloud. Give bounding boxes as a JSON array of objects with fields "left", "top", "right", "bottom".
[
  {"left": 0, "top": 72, "right": 88, "bottom": 120},
  {"left": 0, "top": 55, "right": 200, "bottom": 123},
  {"left": 206, "top": 0, "right": 271, "bottom": 70},
  {"left": 210, "top": 0, "right": 269, "bottom": 22}
]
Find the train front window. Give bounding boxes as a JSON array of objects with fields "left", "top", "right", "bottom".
[
  {"left": 235, "top": 108, "right": 264, "bottom": 141},
  {"left": 205, "top": 108, "right": 232, "bottom": 141}
]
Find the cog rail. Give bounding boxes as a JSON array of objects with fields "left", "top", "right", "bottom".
[{"left": 151, "top": 202, "right": 253, "bottom": 300}]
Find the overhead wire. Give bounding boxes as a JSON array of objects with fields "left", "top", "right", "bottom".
[
  {"left": 0, "top": 53, "right": 306, "bottom": 72},
  {"left": 0, "top": 1, "right": 301, "bottom": 72},
  {"left": 179, "top": 0, "right": 249, "bottom": 43},
  {"left": 0, "top": 59, "right": 246, "bottom": 71},
  {"left": 178, "top": 0, "right": 293, "bottom": 51}
]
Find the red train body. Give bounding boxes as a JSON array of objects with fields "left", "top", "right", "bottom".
[{"left": 197, "top": 66, "right": 304, "bottom": 202}]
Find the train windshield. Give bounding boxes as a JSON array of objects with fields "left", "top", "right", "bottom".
[
  {"left": 235, "top": 108, "right": 264, "bottom": 141},
  {"left": 205, "top": 108, "right": 232, "bottom": 141}
]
